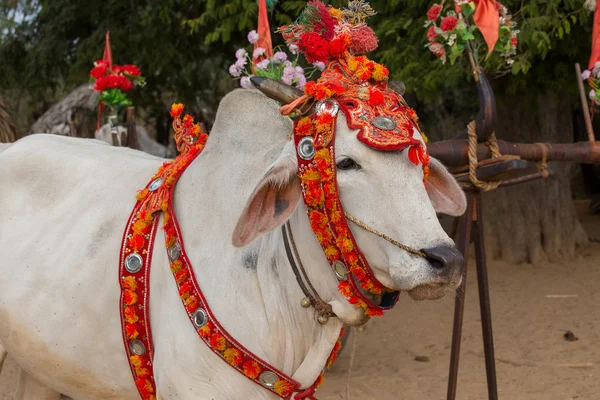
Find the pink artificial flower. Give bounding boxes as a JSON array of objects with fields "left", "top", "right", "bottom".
[
  {"left": 313, "top": 62, "right": 326, "bottom": 71},
  {"left": 248, "top": 30, "right": 259, "bottom": 44},
  {"left": 236, "top": 48, "right": 248, "bottom": 59},
  {"left": 582, "top": 70, "right": 591, "bottom": 80},
  {"left": 229, "top": 64, "right": 242, "bottom": 77},
  {"left": 272, "top": 51, "right": 287, "bottom": 63},
  {"left": 255, "top": 59, "right": 270, "bottom": 70},
  {"left": 240, "top": 76, "right": 252, "bottom": 89},
  {"left": 295, "top": 75, "right": 306, "bottom": 89},
  {"left": 253, "top": 47, "right": 266, "bottom": 58}
]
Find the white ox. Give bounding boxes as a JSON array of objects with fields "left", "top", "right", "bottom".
[{"left": 0, "top": 89, "right": 465, "bottom": 399}]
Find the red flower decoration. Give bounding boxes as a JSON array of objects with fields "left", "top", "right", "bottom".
[
  {"left": 123, "top": 65, "right": 141, "bottom": 77},
  {"left": 430, "top": 42, "right": 445, "bottom": 58},
  {"left": 209, "top": 333, "right": 227, "bottom": 351},
  {"left": 440, "top": 15, "right": 458, "bottom": 32},
  {"left": 427, "top": 26, "right": 438, "bottom": 42},
  {"left": 129, "top": 234, "right": 146, "bottom": 251},
  {"left": 90, "top": 64, "right": 108, "bottom": 79},
  {"left": 242, "top": 359, "right": 262, "bottom": 379},
  {"left": 427, "top": 4, "right": 442, "bottom": 21},
  {"left": 511, "top": 36, "right": 518, "bottom": 47}
]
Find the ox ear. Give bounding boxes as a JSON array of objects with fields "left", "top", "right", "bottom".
[
  {"left": 232, "top": 142, "right": 301, "bottom": 247},
  {"left": 426, "top": 158, "right": 467, "bottom": 216}
]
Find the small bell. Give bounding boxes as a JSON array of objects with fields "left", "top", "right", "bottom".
[
  {"left": 317, "top": 314, "right": 330, "bottom": 325},
  {"left": 300, "top": 297, "right": 312, "bottom": 308}
]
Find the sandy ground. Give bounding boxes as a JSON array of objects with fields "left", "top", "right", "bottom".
[{"left": 1, "top": 201, "right": 599, "bottom": 400}]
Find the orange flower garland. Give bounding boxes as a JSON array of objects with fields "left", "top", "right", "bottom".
[{"left": 119, "top": 103, "right": 307, "bottom": 400}]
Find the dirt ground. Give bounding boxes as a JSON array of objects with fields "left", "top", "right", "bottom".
[{"left": 1, "top": 201, "right": 599, "bottom": 400}]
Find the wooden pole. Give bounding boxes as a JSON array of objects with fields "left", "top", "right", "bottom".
[
  {"left": 575, "top": 63, "right": 596, "bottom": 142},
  {"left": 429, "top": 140, "right": 600, "bottom": 167},
  {"left": 126, "top": 106, "right": 140, "bottom": 150}
]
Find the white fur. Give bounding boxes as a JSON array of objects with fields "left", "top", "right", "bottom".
[{"left": 0, "top": 89, "right": 464, "bottom": 399}]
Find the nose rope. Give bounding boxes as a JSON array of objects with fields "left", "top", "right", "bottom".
[{"left": 344, "top": 212, "right": 428, "bottom": 258}]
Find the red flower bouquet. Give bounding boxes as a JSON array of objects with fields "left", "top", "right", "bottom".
[{"left": 90, "top": 60, "right": 145, "bottom": 115}]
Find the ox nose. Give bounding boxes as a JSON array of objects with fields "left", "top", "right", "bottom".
[{"left": 421, "top": 246, "right": 464, "bottom": 276}]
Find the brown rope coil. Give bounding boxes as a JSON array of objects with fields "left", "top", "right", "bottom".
[
  {"left": 534, "top": 142, "right": 550, "bottom": 179},
  {"left": 467, "top": 120, "right": 501, "bottom": 191}
]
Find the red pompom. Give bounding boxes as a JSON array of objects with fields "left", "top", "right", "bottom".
[
  {"left": 368, "top": 88, "right": 385, "bottom": 106},
  {"left": 298, "top": 32, "right": 330, "bottom": 63},
  {"left": 349, "top": 25, "right": 379, "bottom": 54}
]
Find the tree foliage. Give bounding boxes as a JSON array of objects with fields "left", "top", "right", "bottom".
[{"left": 0, "top": 0, "right": 595, "bottom": 138}]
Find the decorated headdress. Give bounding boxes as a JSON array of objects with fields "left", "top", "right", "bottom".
[{"left": 267, "top": 1, "right": 430, "bottom": 317}]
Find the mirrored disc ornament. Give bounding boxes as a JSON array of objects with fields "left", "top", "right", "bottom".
[
  {"left": 316, "top": 99, "right": 339, "bottom": 116},
  {"left": 333, "top": 260, "right": 348, "bottom": 280},
  {"left": 259, "top": 371, "right": 279, "bottom": 388},
  {"left": 148, "top": 177, "right": 163, "bottom": 192},
  {"left": 168, "top": 242, "right": 181, "bottom": 262},
  {"left": 192, "top": 308, "right": 208, "bottom": 329},
  {"left": 124, "top": 253, "right": 143, "bottom": 273},
  {"left": 297, "top": 137, "right": 316, "bottom": 160},
  {"left": 372, "top": 116, "right": 397, "bottom": 131},
  {"left": 129, "top": 339, "right": 146, "bottom": 356}
]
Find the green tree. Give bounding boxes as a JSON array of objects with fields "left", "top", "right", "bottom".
[{"left": 0, "top": 0, "right": 595, "bottom": 261}]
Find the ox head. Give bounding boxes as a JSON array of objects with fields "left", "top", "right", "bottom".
[{"left": 231, "top": 73, "right": 466, "bottom": 324}]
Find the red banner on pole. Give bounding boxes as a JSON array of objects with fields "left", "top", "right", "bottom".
[
  {"left": 97, "top": 31, "right": 113, "bottom": 130},
  {"left": 253, "top": 0, "right": 273, "bottom": 65},
  {"left": 589, "top": 0, "right": 600, "bottom": 70},
  {"left": 473, "top": 0, "right": 500, "bottom": 55}
]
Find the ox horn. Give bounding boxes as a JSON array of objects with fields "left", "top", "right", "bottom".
[
  {"left": 456, "top": 70, "right": 497, "bottom": 142},
  {"left": 250, "top": 76, "right": 304, "bottom": 105},
  {"left": 389, "top": 81, "right": 406, "bottom": 96}
]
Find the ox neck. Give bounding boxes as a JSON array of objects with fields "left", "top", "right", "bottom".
[
  {"left": 169, "top": 158, "right": 342, "bottom": 392},
  {"left": 252, "top": 216, "right": 343, "bottom": 386}
]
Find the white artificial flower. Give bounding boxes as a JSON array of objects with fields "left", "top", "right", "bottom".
[{"left": 288, "top": 43, "right": 298, "bottom": 55}]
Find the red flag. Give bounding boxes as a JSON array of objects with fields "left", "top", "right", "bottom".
[
  {"left": 97, "top": 31, "right": 113, "bottom": 130},
  {"left": 589, "top": 0, "right": 600, "bottom": 70},
  {"left": 252, "top": 0, "right": 273, "bottom": 65},
  {"left": 473, "top": 0, "right": 500, "bottom": 55},
  {"left": 103, "top": 31, "right": 113, "bottom": 71}
]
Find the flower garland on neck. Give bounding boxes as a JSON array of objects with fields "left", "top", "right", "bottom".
[{"left": 293, "top": 57, "right": 430, "bottom": 318}]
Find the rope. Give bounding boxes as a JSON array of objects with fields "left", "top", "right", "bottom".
[
  {"left": 344, "top": 213, "right": 427, "bottom": 258},
  {"left": 279, "top": 95, "right": 308, "bottom": 116},
  {"left": 534, "top": 142, "right": 550, "bottom": 179},
  {"left": 283, "top": 222, "right": 334, "bottom": 318},
  {"left": 467, "top": 120, "right": 501, "bottom": 191}
]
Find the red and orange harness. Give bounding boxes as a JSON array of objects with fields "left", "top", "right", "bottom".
[{"left": 118, "top": 107, "right": 342, "bottom": 400}]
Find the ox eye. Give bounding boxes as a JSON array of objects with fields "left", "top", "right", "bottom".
[{"left": 337, "top": 158, "right": 361, "bottom": 171}]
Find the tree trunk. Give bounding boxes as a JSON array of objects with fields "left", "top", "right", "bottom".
[
  {"left": 0, "top": 97, "right": 16, "bottom": 143},
  {"left": 481, "top": 91, "right": 589, "bottom": 264}
]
